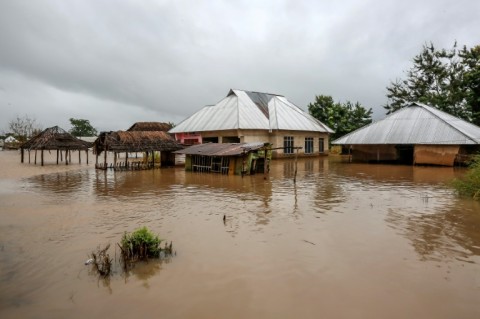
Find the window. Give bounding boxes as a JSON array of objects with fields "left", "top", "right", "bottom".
[
  {"left": 284, "top": 136, "right": 294, "bottom": 154},
  {"left": 305, "top": 137, "right": 314, "bottom": 154},
  {"left": 319, "top": 138, "right": 325, "bottom": 153}
]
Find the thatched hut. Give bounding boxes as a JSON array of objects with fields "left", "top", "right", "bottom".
[
  {"left": 127, "top": 122, "right": 173, "bottom": 132},
  {"left": 20, "top": 126, "right": 92, "bottom": 166},
  {"left": 93, "top": 131, "right": 183, "bottom": 170}
]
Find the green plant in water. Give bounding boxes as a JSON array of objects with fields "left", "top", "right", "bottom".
[
  {"left": 452, "top": 155, "right": 480, "bottom": 200},
  {"left": 120, "top": 226, "right": 172, "bottom": 261}
]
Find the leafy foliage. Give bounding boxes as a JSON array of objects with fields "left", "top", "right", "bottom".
[
  {"left": 385, "top": 42, "right": 480, "bottom": 125},
  {"left": 120, "top": 226, "right": 165, "bottom": 260},
  {"left": 308, "top": 95, "right": 372, "bottom": 140},
  {"left": 69, "top": 118, "right": 97, "bottom": 137},
  {"left": 452, "top": 155, "right": 480, "bottom": 200}
]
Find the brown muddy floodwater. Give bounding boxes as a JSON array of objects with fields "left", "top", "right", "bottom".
[{"left": 1, "top": 150, "right": 480, "bottom": 319}]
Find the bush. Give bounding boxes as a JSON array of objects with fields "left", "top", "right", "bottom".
[
  {"left": 120, "top": 226, "right": 172, "bottom": 261},
  {"left": 452, "top": 155, "right": 480, "bottom": 200}
]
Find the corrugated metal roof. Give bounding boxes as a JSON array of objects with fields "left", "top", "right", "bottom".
[
  {"left": 170, "top": 89, "right": 333, "bottom": 133},
  {"left": 174, "top": 142, "right": 266, "bottom": 156},
  {"left": 333, "top": 102, "right": 480, "bottom": 145}
]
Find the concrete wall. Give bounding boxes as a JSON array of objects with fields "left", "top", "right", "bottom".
[{"left": 195, "top": 129, "right": 330, "bottom": 158}]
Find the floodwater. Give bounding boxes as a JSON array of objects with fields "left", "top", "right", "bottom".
[{"left": 1, "top": 150, "right": 480, "bottom": 319}]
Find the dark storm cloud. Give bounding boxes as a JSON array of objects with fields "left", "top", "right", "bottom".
[{"left": 0, "top": 0, "right": 479, "bottom": 132}]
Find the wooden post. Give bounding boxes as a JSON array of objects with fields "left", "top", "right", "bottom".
[
  {"left": 263, "top": 146, "right": 268, "bottom": 180},
  {"left": 293, "top": 148, "right": 298, "bottom": 184},
  {"left": 103, "top": 147, "right": 107, "bottom": 170},
  {"left": 21, "top": 148, "right": 24, "bottom": 163},
  {"left": 125, "top": 152, "right": 128, "bottom": 169},
  {"left": 69, "top": 150, "right": 71, "bottom": 164},
  {"left": 66, "top": 150, "right": 69, "bottom": 165},
  {"left": 114, "top": 152, "right": 117, "bottom": 168},
  {"left": 34, "top": 150, "right": 37, "bottom": 165},
  {"left": 86, "top": 150, "right": 89, "bottom": 165},
  {"left": 41, "top": 149, "right": 44, "bottom": 166},
  {"left": 56, "top": 150, "right": 59, "bottom": 164},
  {"left": 78, "top": 150, "right": 81, "bottom": 164},
  {"left": 28, "top": 150, "right": 31, "bottom": 163},
  {"left": 60, "top": 150, "right": 63, "bottom": 162}
]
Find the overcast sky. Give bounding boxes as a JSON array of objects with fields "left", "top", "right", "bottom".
[{"left": 1, "top": 0, "right": 479, "bottom": 133}]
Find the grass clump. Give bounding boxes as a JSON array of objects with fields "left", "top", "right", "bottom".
[
  {"left": 452, "top": 155, "right": 480, "bottom": 200},
  {"left": 120, "top": 226, "right": 172, "bottom": 261}
]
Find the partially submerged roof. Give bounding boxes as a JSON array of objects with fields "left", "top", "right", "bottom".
[
  {"left": 127, "top": 122, "right": 173, "bottom": 132},
  {"left": 333, "top": 102, "right": 480, "bottom": 145},
  {"left": 170, "top": 89, "right": 333, "bottom": 133},
  {"left": 21, "top": 126, "right": 91, "bottom": 150},
  {"left": 94, "top": 131, "right": 183, "bottom": 154},
  {"left": 175, "top": 142, "right": 267, "bottom": 157}
]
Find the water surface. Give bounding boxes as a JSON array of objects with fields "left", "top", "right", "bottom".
[{"left": 1, "top": 150, "right": 479, "bottom": 319}]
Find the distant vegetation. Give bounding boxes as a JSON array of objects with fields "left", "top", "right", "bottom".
[
  {"left": 385, "top": 42, "right": 480, "bottom": 126},
  {"left": 69, "top": 118, "right": 98, "bottom": 137},
  {"left": 308, "top": 95, "right": 372, "bottom": 140},
  {"left": 8, "top": 114, "right": 42, "bottom": 142},
  {"left": 452, "top": 155, "right": 480, "bottom": 200}
]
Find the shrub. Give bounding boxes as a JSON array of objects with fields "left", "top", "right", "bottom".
[
  {"left": 452, "top": 155, "right": 480, "bottom": 200},
  {"left": 120, "top": 226, "right": 172, "bottom": 261}
]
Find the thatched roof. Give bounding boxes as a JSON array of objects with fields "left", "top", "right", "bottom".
[
  {"left": 93, "top": 131, "right": 183, "bottom": 154},
  {"left": 127, "top": 122, "right": 173, "bottom": 132},
  {"left": 20, "top": 126, "right": 92, "bottom": 150}
]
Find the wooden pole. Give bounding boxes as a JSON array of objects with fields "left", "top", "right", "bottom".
[
  {"left": 66, "top": 150, "right": 69, "bottom": 165},
  {"left": 293, "top": 148, "right": 298, "bottom": 184},
  {"left": 60, "top": 150, "right": 63, "bottom": 162},
  {"left": 86, "top": 150, "right": 89, "bottom": 165},
  {"left": 34, "top": 150, "right": 37, "bottom": 165},
  {"left": 28, "top": 150, "right": 31, "bottom": 163},
  {"left": 41, "top": 149, "right": 44, "bottom": 166},
  {"left": 56, "top": 150, "right": 59, "bottom": 164},
  {"left": 69, "top": 150, "right": 71, "bottom": 163},
  {"left": 263, "top": 146, "right": 268, "bottom": 180},
  {"left": 78, "top": 150, "right": 81, "bottom": 164},
  {"left": 125, "top": 152, "right": 128, "bottom": 169},
  {"left": 103, "top": 147, "right": 107, "bottom": 170},
  {"left": 21, "top": 148, "right": 24, "bottom": 163},
  {"left": 114, "top": 151, "right": 117, "bottom": 168}
]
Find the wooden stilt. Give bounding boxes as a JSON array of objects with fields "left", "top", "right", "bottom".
[
  {"left": 21, "top": 148, "right": 24, "bottom": 163},
  {"left": 60, "top": 150, "right": 63, "bottom": 162},
  {"left": 41, "top": 149, "right": 44, "bottom": 166},
  {"left": 56, "top": 150, "right": 59, "bottom": 164},
  {"left": 66, "top": 150, "right": 69, "bottom": 165},
  {"left": 28, "top": 150, "right": 31, "bottom": 163},
  {"left": 78, "top": 150, "right": 81, "bottom": 164},
  {"left": 86, "top": 150, "right": 89, "bottom": 165},
  {"left": 125, "top": 152, "right": 128, "bottom": 169},
  {"left": 293, "top": 148, "right": 298, "bottom": 184},
  {"left": 69, "top": 150, "right": 71, "bottom": 163},
  {"left": 34, "top": 150, "right": 37, "bottom": 165},
  {"left": 103, "top": 147, "right": 107, "bottom": 170}
]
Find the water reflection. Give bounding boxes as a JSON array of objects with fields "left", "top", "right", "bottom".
[{"left": 386, "top": 200, "right": 480, "bottom": 262}]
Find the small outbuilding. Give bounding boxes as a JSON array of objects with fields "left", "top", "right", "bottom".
[
  {"left": 333, "top": 102, "right": 480, "bottom": 166},
  {"left": 93, "top": 130, "right": 183, "bottom": 170},
  {"left": 175, "top": 142, "right": 272, "bottom": 175},
  {"left": 19, "top": 126, "right": 92, "bottom": 166}
]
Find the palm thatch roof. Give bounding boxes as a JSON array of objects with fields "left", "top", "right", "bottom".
[
  {"left": 127, "top": 122, "right": 173, "bottom": 132},
  {"left": 20, "top": 126, "right": 92, "bottom": 150},
  {"left": 93, "top": 131, "right": 183, "bottom": 154}
]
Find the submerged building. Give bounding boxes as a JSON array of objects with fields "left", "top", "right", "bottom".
[
  {"left": 332, "top": 102, "right": 480, "bottom": 166},
  {"left": 175, "top": 142, "right": 271, "bottom": 175},
  {"left": 169, "top": 89, "right": 333, "bottom": 158}
]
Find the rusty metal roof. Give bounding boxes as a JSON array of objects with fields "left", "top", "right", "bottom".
[
  {"left": 333, "top": 102, "right": 480, "bottom": 145},
  {"left": 175, "top": 142, "right": 267, "bottom": 156},
  {"left": 169, "top": 89, "right": 333, "bottom": 133}
]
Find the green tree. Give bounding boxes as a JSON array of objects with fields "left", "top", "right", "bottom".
[
  {"left": 308, "top": 95, "right": 372, "bottom": 140},
  {"left": 69, "top": 118, "right": 97, "bottom": 137},
  {"left": 385, "top": 42, "right": 480, "bottom": 125}
]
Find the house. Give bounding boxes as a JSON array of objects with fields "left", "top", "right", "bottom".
[
  {"left": 332, "top": 102, "right": 480, "bottom": 166},
  {"left": 169, "top": 89, "right": 333, "bottom": 158},
  {"left": 19, "top": 126, "right": 92, "bottom": 165},
  {"left": 175, "top": 142, "right": 271, "bottom": 175}
]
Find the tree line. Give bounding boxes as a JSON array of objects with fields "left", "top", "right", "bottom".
[
  {"left": 307, "top": 42, "right": 480, "bottom": 137},
  {"left": 3, "top": 116, "right": 97, "bottom": 142}
]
